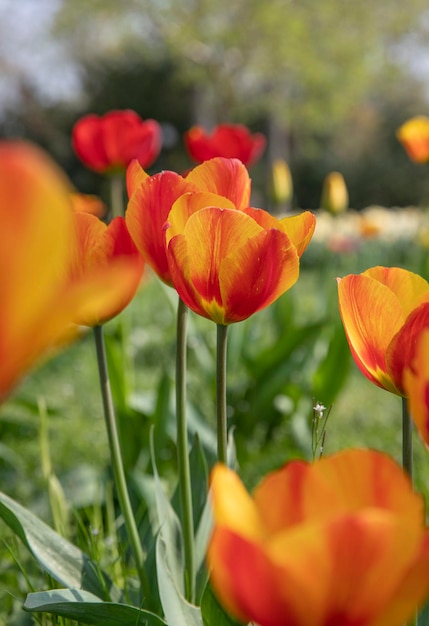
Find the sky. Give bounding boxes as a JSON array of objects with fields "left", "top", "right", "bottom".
[{"left": 0, "top": 0, "right": 81, "bottom": 118}]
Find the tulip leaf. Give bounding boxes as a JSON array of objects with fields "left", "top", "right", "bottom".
[
  {"left": 156, "top": 536, "right": 203, "bottom": 626},
  {"left": 201, "top": 584, "right": 243, "bottom": 626},
  {"left": 150, "top": 431, "right": 204, "bottom": 625},
  {"left": 0, "top": 491, "right": 121, "bottom": 602},
  {"left": 24, "top": 589, "right": 166, "bottom": 625},
  {"left": 312, "top": 320, "right": 351, "bottom": 407}
]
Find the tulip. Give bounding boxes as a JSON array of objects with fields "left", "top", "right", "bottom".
[
  {"left": 270, "top": 158, "right": 293, "bottom": 207},
  {"left": 0, "top": 140, "right": 144, "bottom": 402},
  {"left": 184, "top": 123, "right": 266, "bottom": 166},
  {"left": 0, "top": 141, "right": 75, "bottom": 400},
  {"left": 208, "top": 449, "right": 429, "bottom": 626},
  {"left": 337, "top": 266, "right": 429, "bottom": 395},
  {"left": 320, "top": 171, "right": 349, "bottom": 215},
  {"left": 165, "top": 193, "right": 315, "bottom": 324},
  {"left": 397, "top": 115, "right": 429, "bottom": 163},
  {"left": 69, "top": 213, "right": 145, "bottom": 326},
  {"left": 125, "top": 157, "right": 252, "bottom": 285},
  {"left": 70, "top": 192, "right": 106, "bottom": 217},
  {"left": 72, "top": 109, "right": 162, "bottom": 173},
  {"left": 403, "top": 328, "right": 429, "bottom": 446}
]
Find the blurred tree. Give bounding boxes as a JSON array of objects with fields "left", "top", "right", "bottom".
[{"left": 53, "top": 0, "right": 428, "bottom": 133}]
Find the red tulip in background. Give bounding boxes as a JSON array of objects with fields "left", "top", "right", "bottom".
[
  {"left": 208, "top": 450, "right": 429, "bottom": 626},
  {"left": 72, "top": 109, "right": 162, "bottom": 173},
  {"left": 184, "top": 123, "right": 266, "bottom": 166}
]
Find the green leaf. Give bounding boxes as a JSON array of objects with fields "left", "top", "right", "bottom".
[
  {"left": 24, "top": 589, "right": 166, "bottom": 626},
  {"left": 0, "top": 491, "right": 121, "bottom": 602},
  {"left": 156, "top": 537, "right": 203, "bottom": 626},
  {"left": 312, "top": 321, "right": 351, "bottom": 406},
  {"left": 201, "top": 584, "right": 243, "bottom": 626}
]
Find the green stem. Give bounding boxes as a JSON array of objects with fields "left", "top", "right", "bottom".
[
  {"left": 110, "top": 174, "right": 124, "bottom": 220},
  {"left": 402, "top": 398, "right": 418, "bottom": 626},
  {"left": 176, "top": 298, "right": 195, "bottom": 602},
  {"left": 216, "top": 324, "right": 228, "bottom": 465},
  {"left": 402, "top": 396, "right": 413, "bottom": 481},
  {"left": 93, "top": 325, "right": 149, "bottom": 601}
]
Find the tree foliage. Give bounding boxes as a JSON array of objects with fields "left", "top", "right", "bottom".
[{"left": 54, "top": 0, "right": 429, "bottom": 130}]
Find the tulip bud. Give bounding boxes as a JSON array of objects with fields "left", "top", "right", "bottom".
[
  {"left": 321, "top": 171, "right": 349, "bottom": 214},
  {"left": 270, "top": 158, "right": 293, "bottom": 207}
]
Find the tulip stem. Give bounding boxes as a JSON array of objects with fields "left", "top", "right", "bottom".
[
  {"left": 93, "top": 325, "right": 149, "bottom": 602},
  {"left": 216, "top": 324, "right": 229, "bottom": 465},
  {"left": 110, "top": 174, "right": 124, "bottom": 220},
  {"left": 402, "top": 396, "right": 413, "bottom": 481},
  {"left": 175, "top": 298, "right": 196, "bottom": 602}
]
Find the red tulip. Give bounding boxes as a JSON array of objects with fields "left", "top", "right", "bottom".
[
  {"left": 184, "top": 123, "right": 266, "bottom": 166},
  {"left": 72, "top": 109, "right": 162, "bottom": 173},
  {"left": 208, "top": 449, "right": 429, "bottom": 626},
  {"left": 125, "top": 157, "right": 252, "bottom": 285}
]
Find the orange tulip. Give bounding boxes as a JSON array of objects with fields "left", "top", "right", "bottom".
[
  {"left": 70, "top": 192, "right": 106, "bottom": 217},
  {"left": 72, "top": 109, "right": 162, "bottom": 173},
  {"left": 208, "top": 449, "right": 429, "bottom": 626},
  {"left": 0, "top": 141, "right": 75, "bottom": 400},
  {"left": 337, "top": 266, "right": 429, "bottom": 395},
  {"left": 184, "top": 123, "right": 266, "bottom": 166},
  {"left": 68, "top": 213, "right": 145, "bottom": 326},
  {"left": 397, "top": 116, "right": 429, "bottom": 163},
  {"left": 125, "top": 157, "right": 252, "bottom": 285},
  {"left": 165, "top": 193, "right": 315, "bottom": 324},
  {"left": 403, "top": 328, "right": 429, "bottom": 446},
  {"left": 0, "top": 140, "right": 144, "bottom": 402}
]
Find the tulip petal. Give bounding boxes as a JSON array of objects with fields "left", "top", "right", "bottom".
[
  {"left": 165, "top": 191, "right": 236, "bottom": 245},
  {"left": 337, "top": 273, "right": 406, "bottom": 393},
  {"left": 210, "top": 464, "right": 263, "bottom": 540},
  {"left": 403, "top": 328, "right": 429, "bottom": 446},
  {"left": 167, "top": 208, "right": 264, "bottom": 323},
  {"left": 253, "top": 460, "right": 311, "bottom": 531},
  {"left": 126, "top": 159, "right": 149, "bottom": 198},
  {"left": 208, "top": 527, "right": 302, "bottom": 626},
  {"left": 305, "top": 449, "right": 423, "bottom": 521},
  {"left": 363, "top": 266, "right": 429, "bottom": 318},
  {"left": 69, "top": 214, "right": 144, "bottom": 325},
  {"left": 185, "top": 124, "right": 266, "bottom": 166},
  {"left": 267, "top": 512, "right": 423, "bottom": 626},
  {"left": 186, "top": 157, "right": 251, "bottom": 210},
  {"left": 244, "top": 208, "right": 316, "bottom": 256},
  {"left": 126, "top": 171, "right": 198, "bottom": 284},
  {"left": 220, "top": 228, "right": 299, "bottom": 323},
  {"left": 386, "top": 301, "right": 429, "bottom": 395},
  {"left": 371, "top": 531, "right": 429, "bottom": 626}
]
